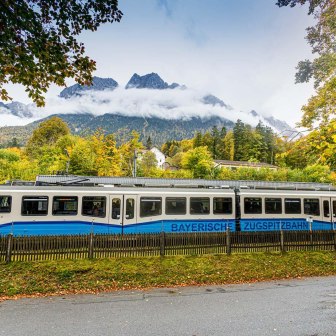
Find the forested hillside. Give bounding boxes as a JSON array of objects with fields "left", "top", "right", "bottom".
[
  {"left": 0, "top": 117, "right": 334, "bottom": 184},
  {"left": 0, "top": 113, "right": 235, "bottom": 147}
]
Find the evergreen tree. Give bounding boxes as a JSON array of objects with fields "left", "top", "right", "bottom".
[
  {"left": 211, "top": 126, "right": 221, "bottom": 159},
  {"left": 193, "top": 131, "right": 203, "bottom": 148},
  {"left": 145, "top": 136, "right": 153, "bottom": 150}
]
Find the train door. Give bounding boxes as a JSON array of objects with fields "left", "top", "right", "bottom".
[
  {"left": 122, "top": 195, "right": 137, "bottom": 231},
  {"left": 332, "top": 198, "right": 336, "bottom": 229},
  {"left": 110, "top": 195, "right": 123, "bottom": 227},
  {"left": 321, "top": 197, "right": 332, "bottom": 224}
]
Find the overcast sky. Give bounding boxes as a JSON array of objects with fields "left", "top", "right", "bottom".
[{"left": 3, "top": 0, "right": 315, "bottom": 125}]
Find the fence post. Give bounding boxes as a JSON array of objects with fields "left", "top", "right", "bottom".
[
  {"left": 88, "top": 232, "right": 94, "bottom": 259},
  {"left": 226, "top": 227, "right": 231, "bottom": 255},
  {"left": 160, "top": 231, "right": 165, "bottom": 256},
  {"left": 280, "top": 230, "right": 285, "bottom": 253},
  {"left": 6, "top": 233, "right": 13, "bottom": 263}
]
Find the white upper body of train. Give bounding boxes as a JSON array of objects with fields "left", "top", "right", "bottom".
[{"left": 0, "top": 185, "right": 335, "bottom": 235}]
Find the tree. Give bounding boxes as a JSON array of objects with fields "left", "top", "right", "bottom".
[
  {"left": 233, "top": 120, "right": 254, "bottom": 161},
  {"left": 90, "top": 131, "right": 122, "bottom": 176},
  {"left": 138, "top": 151, "right": 158, "bottom": 176},
  {"left": 193, "top": 131, "right": 203, "bottom": 148},
  {"left": 0, "top": 1, "right": 122, "bottom": 106},
  {"left": 181, "top": 146, "right": 214, "bottom": 179},
  {"left": 277, "top": 0, "right": 336, "bottom": 128},
  {"left": 25, "top": 116, "right": 70, "bottom": 158},
  {"left": 145, "top": 136, "right": 153, "bottom": 150},
  {"left": 211, "top": 126, "right": 221, "bottom": 159},
  {"left": 119, "top": 131, "right": 143, "bottom": 176}
]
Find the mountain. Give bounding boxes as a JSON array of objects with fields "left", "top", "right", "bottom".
[
  {"left": 125, "top": 72, "right": 181, "bottom": 89},
  {"left": 202, "top": 94, "right": 229, "bottom": 109},
  {"left": 1, "top": 113, "right": 233, "bottom": 147},
  {"left": 0, "top": 72, "right": 295, "bottom": 146},
  {"left": 0, "top": 101, "right": 34, "bottom": 118},
  {"left": 249, "top": 110, "right": 294, "bottom": 134},
  {"left": 59, "top": 76, "right": 118, "bottom": 98},
  {"left": 264, "top": 115, "right": 295, "bottom": 134}
]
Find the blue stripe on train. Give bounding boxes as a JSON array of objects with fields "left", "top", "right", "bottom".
[
  {"left": 123, "top": 219, "right": 235, "bottom": 234},
  {"left": 0, "top": 219, "right": 236, "bottom": 236},
  {"left": 240, "top": 218, "right": 334, "bottom": 231},
  {"left": 0, "top": 221, "right": 122, "bottom": 236},
  {"left": 1, "top": 218, "right": 332, "bottom": 236}
]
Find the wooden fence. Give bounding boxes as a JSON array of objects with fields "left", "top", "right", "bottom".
[{"left": 0, "top": 230, "right": 335, "bottom": 262}]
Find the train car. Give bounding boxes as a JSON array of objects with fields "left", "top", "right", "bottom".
[
  {"left": 238, "top": 189, "right": 336, "bottom": 231},
  {"left": 0, "top": 186, "right": 236, "bottom": 236}
]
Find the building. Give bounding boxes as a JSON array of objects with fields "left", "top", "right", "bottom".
[
  {"left": 150, "top": 147, "right": 165, "bottom": 169},
  {"left": 137, "top": 147, "right": 166, "bottom": 169},
  {"left": 214, "top": 160, "right": 278, "bottom": 170}
]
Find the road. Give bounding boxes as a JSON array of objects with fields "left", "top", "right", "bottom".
[{"left": 0, "top": 276, "right": 335, "bottom": 336}]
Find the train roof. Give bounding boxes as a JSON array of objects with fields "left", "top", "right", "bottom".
[
  {"left": 32, "top": 175, "right": 336, "bottom": 191},
  {"left": 3, "top": 175, "right": 336, "bottom": 192},
  {"left": 0, "top": 185, "right": 234, "bottom": 194}
]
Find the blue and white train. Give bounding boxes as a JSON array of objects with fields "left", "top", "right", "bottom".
[{"left": 0, "top": 185, "right": 335, "bottom": 236}]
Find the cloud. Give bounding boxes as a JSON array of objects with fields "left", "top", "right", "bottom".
[
  {"left": 0, "top": 109, "right": 39, "bottom": 126},
  {"left": 1, "top": 86, "right": 270, "bottom": 127}
]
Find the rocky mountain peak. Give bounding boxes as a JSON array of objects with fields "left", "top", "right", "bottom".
[
  {"left": 202, "top": 94, "right": 228, "bottom": 108},
  {"left": 59, "top": 76, "right": 118, "bottom": 98},
  {"left": 125, "top": 72, "right": 181, "bottom": 89},
  {"left": 0, "top": 101, "right": 34, "bottom": 118}
]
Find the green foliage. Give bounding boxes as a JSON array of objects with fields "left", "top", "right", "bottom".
[
  {"left": 145, "top": 136, "right": 153, "bottom": 150},
  {"left": 181, "top": 146, "right": 214, "bottom": 179},
  {"left": 137, "top": 151, "right": 158, "bottom": 176},
  {"left": 232, "top": 120, "right": 277, "bottom": 163},
  {"left": 0, "top": 1, "right": 122, "bottom": 106},
  {"left": 0, "top": 149, "right": 20, "bottom": 162},
  {"left": 277, "top": 120, "right": 336, "bottom": 170},
  {"left": 1, "top": 116, "right": 336, "bottom": 185},
  {"left": 26, "top": 117, "right": 70, "bottom": 159},
  {"left": 277, "top": 0, "right": 336, "bottom": 127}
]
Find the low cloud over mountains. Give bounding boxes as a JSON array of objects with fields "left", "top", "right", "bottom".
[{"left": 0, "top": 72, "right": 293, "bottom": 134}]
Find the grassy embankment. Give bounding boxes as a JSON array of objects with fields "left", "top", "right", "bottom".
[{"left": 0, "top": 251, "right": 335, "bottom": 300}]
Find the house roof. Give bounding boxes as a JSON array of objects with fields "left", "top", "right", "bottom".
[{"left": 214, "top": 160, "right": 278, "bottom": 169}]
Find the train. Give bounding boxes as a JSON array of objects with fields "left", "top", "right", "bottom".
[{"left": 0, "top": 183, "right": 335, "bottom": 236}]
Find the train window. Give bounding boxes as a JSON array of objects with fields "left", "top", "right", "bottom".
[
  {"left": 82, "top": 196, "right": 106, "bottom": 218},
  {"left": 52, "top": 196, "right": 78, "bottom": 216},
  {"left": 333, "top": 201, "right": 336, "bottom": 218},
  {"left": 244, "top": 198, "right": 262, "bottom": 214},
  {"left": 0, "top": 196, "right": 11, "bottom": 213},
  {"left": 126, "top": 198, "right": 135, "bottom": 219},
  {"left": 190, "top": 197, "right": 210, "bottom": 214},
  {"left": 21, "top": 196, "right": 48, "bottom": 216},
  {"left": 166, "top": 197, "right": 186, "bottom": 215},
  {"left": 112, "top": 198, "right": 121, "bottom": 219},
  {"left": 140, "top": 197, "right": 162, "bottom": 217},
  {"left": 213, "top": 198, "right": 232, "bottom": 214},
  {"left": 285, "top": 198, "right": 301, "bottom": 214},
  {"left": 323, "top": 200, "right": 330, "bottom": 217},
  {"left": 265, "top": 198, "right": 282, "bottom": 214},
  {"left": 304, "top": 199, "right": 320, "bottom": 216}
]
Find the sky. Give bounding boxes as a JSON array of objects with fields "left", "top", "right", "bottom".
[{"left": 2, "top": 0, "right": 315, "bottom": 126}]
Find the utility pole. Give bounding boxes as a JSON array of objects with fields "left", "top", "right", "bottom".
[
  {"left": 133, "top": 149, "right": 137, "bottom": 177},
  {"left": 64, "top": 149, "right": 70, "bottom": 175}
]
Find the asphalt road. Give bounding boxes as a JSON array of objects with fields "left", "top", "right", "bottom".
[{"left": 0, "top": 276, "right": 335, "bottom": 336}]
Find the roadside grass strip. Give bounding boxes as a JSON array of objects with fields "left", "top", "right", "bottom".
[{"left": 0, "top": 251, "right": 335, "bottom": 299}]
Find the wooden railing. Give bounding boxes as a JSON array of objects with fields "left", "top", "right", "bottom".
[{"left": 1, "top": 230, "right": 335, "bottom": 262}]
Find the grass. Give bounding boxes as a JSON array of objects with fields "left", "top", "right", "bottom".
[{"left": 0, "top": 251, "right": 335, "bottom": 300}]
